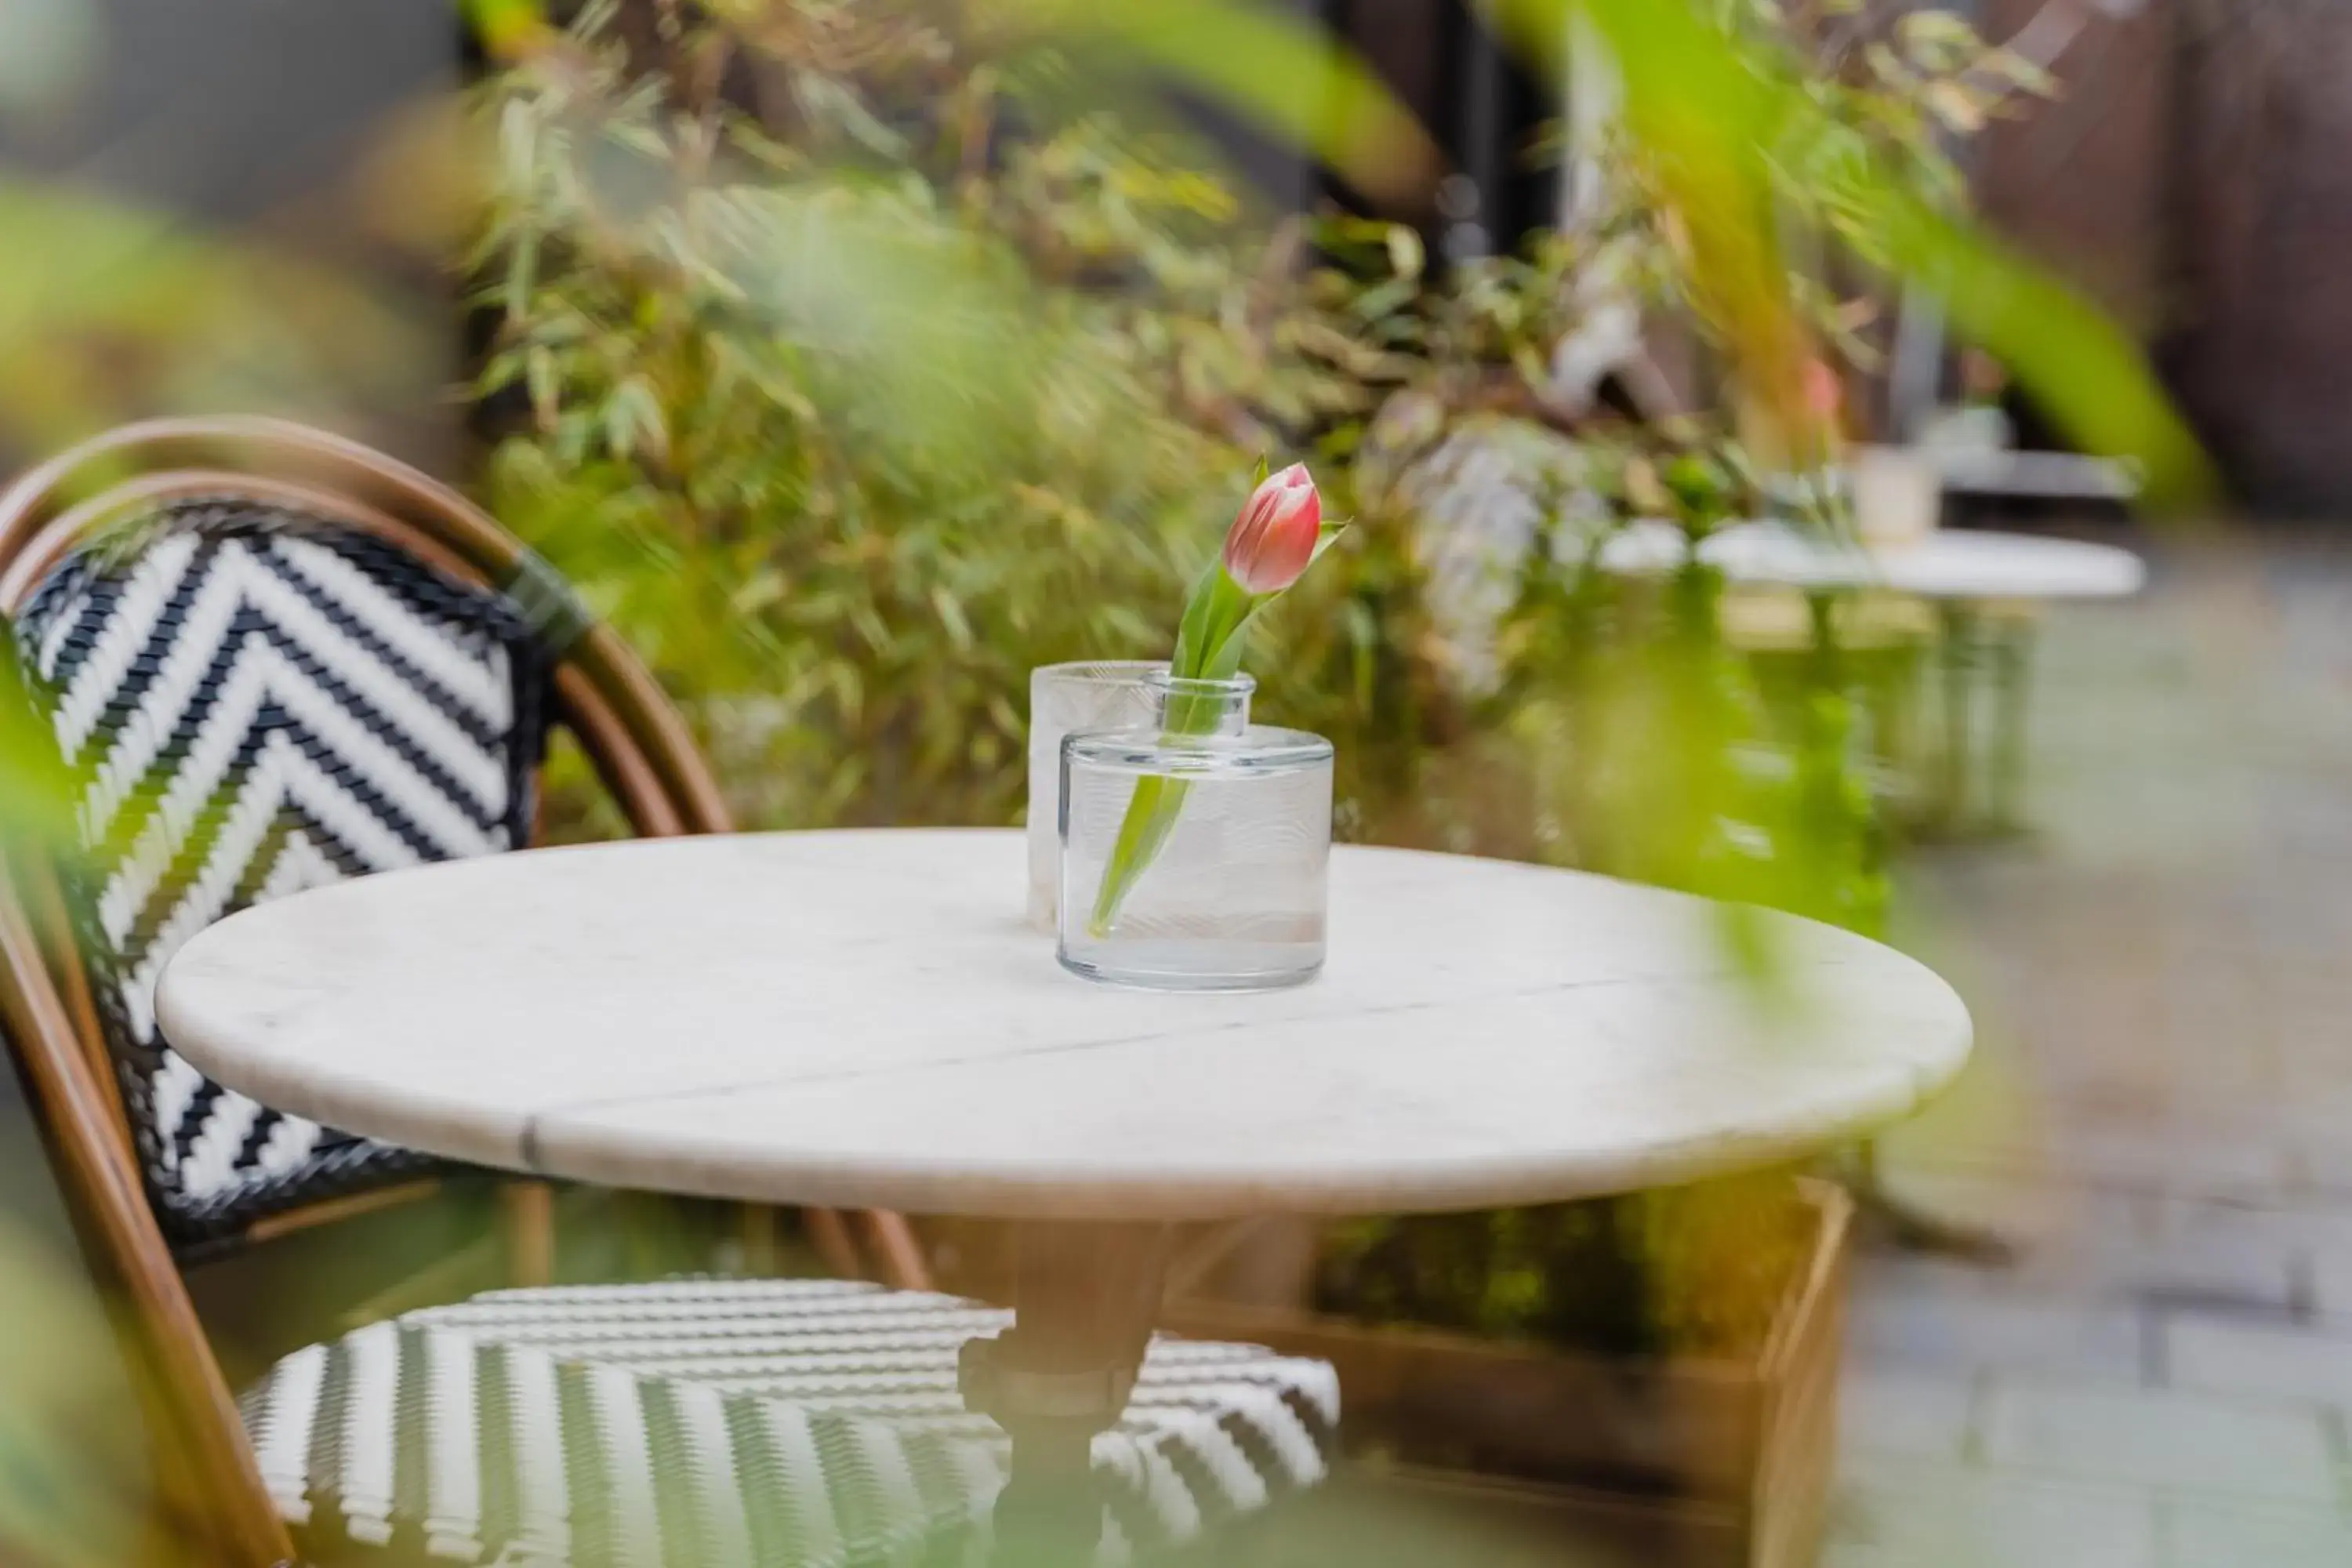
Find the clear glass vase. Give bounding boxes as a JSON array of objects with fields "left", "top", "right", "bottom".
[
  {"left": 1025, "top": 661, "right": 1255, "bottom": 929},
  {"left": 1058, "top": 677, "right": 1332, "bottom": 991}
]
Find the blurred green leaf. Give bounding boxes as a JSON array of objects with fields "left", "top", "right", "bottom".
[
  {"left": 0, "top": 1219, "right": 149, "bottom": 1567},
  {"left": 460, "top": 0, "right": 553, "bottom": 59},
  {"left": 0, "top": 177, "right": 432, "bottom": 463},
  {"left": 0, "top": 641, "right": 74, "bottom": 860},
  {"left": 979, "top": 0, "right": 1440, "bottom": 209},
  {"left": 1481, "top": 0, "right": 2213, "bottom": 503}
]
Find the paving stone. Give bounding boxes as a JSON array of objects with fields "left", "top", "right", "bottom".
[
  {"left": 2158, "top": 1311, "right": 2352, "bottom": 1406},
  {"left": 2151, "top": 1196, "right": 2352, "bottom": 1260},
  {"left": 2158, "top": 1495, "right": 2352, "bottom": 1568},
  {"left": 1851, "top": 546, "right": 2352, "bottom": 1563},
  {"left": 2105, "top": 1233, "right": 2303, "bottom": 1315},
  {"left": 2059, "top": 1127, "right": 2295, "bottom": 1204},
  {"left": 1887, "top": 1123, "right": 2292, "bottom": 1210},
  {"left": 1825, "top": 1455, "right": 2157, "bottom": 1568},
  {"left": 1979, "top": 1379, "right": 2344, "bottom": 1502},
  {"left": 2288, "top": 1135, "right": 2352, "bottom": 1200},
  {"left": 2266, "top": 1081, "right": 2352, "bottom": 1133},
  {"left": 1848, "top": 1272, "right": 2147, "bottom": 1381},
  {"left": 2308, "top": 1250, "right": 2352, "bottom": 1317},
  {"left": 1838, "top": 1367, "right": 1982, "bottom": 1461},
  {"left": 1971, "top": 1220, "right": 2301, "bottom": 1315}
]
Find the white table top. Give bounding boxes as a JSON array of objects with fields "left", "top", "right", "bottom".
[
  {"left": 157, "top": 829, "right": 1970, "bottom": 1222},
  {"left": 1599, "top": 521, "right": 2147, "bottom": 601}
]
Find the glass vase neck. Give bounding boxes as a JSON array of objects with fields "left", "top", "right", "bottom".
[{"left": 1145, "top": 670, "right": 1254, "bottom": 736}]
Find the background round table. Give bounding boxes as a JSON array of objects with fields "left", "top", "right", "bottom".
[
  {"left": 1597, "top": 518, "right": 2146, "bottom": 601},
  {"left": 1602, "top": 520, "right": 2145, "bottom": 831},
  {"left": 158, "top": 828, "right": 1972, "bottom": 1560}
]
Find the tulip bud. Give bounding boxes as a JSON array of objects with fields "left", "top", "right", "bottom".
[{"left": 1221, "top": 463, "right": 1323, "bottom": 595}]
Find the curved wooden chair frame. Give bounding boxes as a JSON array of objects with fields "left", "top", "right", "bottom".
[{"left": 0, "top": 416, "right": 927, "bottom": 1566}]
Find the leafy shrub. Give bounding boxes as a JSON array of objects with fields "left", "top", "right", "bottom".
[{"left": 474, "top": 8, "right": 1405, "bottom": 831}]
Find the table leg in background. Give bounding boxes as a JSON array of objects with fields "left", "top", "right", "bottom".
[
  {"left": 1846, "top": 1138, "right": 2013, "bottom": 1263},
  {"left": 960, "top": 1221, "right": 1177, "bottom": 1566},
  {"left": 1936, "top": 603, "right": 1976, "bottom": 828},
  {"left": 1988, "top": 613, "right": 2036, "bottom": 830}
]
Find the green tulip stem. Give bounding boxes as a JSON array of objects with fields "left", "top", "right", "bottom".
[
  {"left": 1086, "top": 517, "right": 1346, "bottom": 939},
  {"left": 1086, "top": 568, "right": 1255, "bottom": 938}
]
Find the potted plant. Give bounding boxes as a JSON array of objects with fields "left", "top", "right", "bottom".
[{"left": 1164, "top": 1175, "right": 1851, "bottom": 1568}]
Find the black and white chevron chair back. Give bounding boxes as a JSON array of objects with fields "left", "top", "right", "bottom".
[{"left": 12, "top": 498, "right": 551, "bottom": 1248}]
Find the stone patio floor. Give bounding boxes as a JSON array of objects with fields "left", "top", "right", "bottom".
[{"left": 1830, "top": 529, "right": 2352, "bottom": 1566}]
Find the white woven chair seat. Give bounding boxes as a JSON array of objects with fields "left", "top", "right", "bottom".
[{"left": 239, "top": 1277, "right": 1339, "bottom": 1566}]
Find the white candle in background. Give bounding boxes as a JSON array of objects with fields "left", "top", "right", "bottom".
[{"left": 1849, "top": 445, "right": 1943, "bottom": 550}]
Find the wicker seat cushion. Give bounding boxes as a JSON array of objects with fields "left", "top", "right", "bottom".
[
  {"left": 240, "top": 1278, "right": 1339, "bottom": 1566},
  {"left": 13, "top": 502, "right": 549, "bottom": 1247}
]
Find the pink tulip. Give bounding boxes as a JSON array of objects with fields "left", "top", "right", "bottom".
[
  {"left": 1801, "top": 358, "right": 1844, "bottom": 426},
  {"left": 1221, "top": 463, "right": 1323, "bottom": 595}
]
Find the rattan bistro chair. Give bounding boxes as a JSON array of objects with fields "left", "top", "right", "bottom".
[
  {"left": 0, "top": 418, "right": 907, "bottom": 1277},
  {"left": 0, "top": 418, "right": 1337, "bottom": 1566}
]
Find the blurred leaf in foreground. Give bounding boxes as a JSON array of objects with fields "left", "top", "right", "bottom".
[
  {"left": 0, "top": 179, "right": 433, "bottom": 472},
  {"left": 1483, "top": 0, "right": 2214, "bottom": 505},
  {"left": 974, "top": 0, "right": 1442, "bottom": 211},
  {"left": 461, "top": 0, "right": 554, "bottom": 60},
  {"left": 0, "top": 641, "right": 75, "bottom": 860},
  {"left": 0, "top": 1218, "right": 150, "bottom": 1567}
]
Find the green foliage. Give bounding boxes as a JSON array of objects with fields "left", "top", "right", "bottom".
[
  {"left": 466, "top": 1, "right": 1944, "bottom": 997},
  {"left": 476, "top": 6, "right": 1406, "bottom": 829},
  {"left": 1316, "top": 1171, "right": 1815, "bottom": 1356},
  {"left": 0, "top": 180, "right": 430, "bottom": 476}
]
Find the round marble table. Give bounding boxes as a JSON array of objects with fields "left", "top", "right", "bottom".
[
  {"left": 157, "top": 828, "right": 1972, "bottom": 1561},
  {"left": 1602, "top": 520, "right": 2145, "bottom": 830}
]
